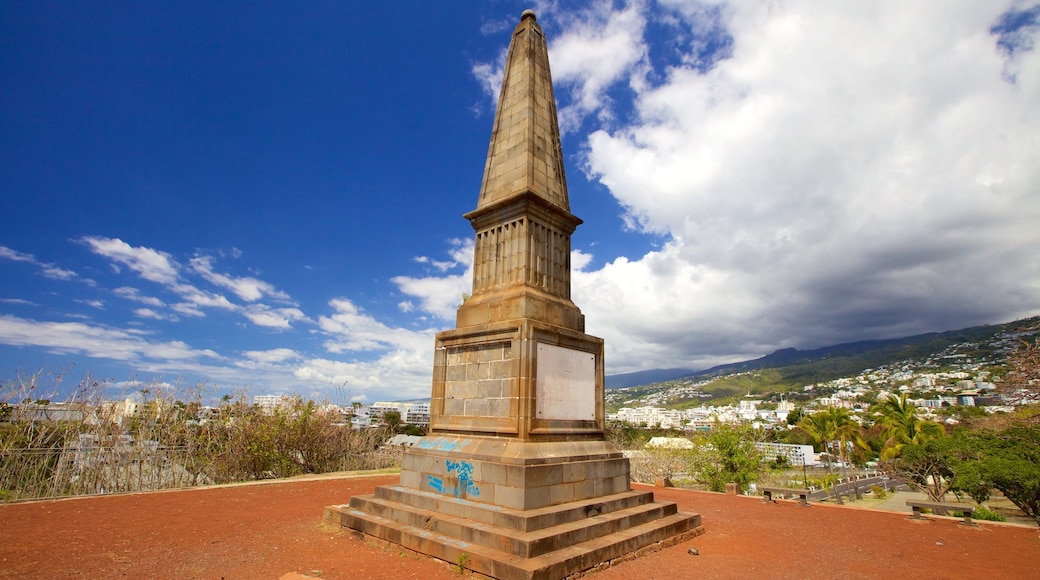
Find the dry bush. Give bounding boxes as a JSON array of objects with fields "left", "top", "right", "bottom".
[{"left": 0, "top": 372, "right": 396, "bottom": 501}]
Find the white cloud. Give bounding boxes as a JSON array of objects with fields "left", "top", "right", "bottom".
[
  {"left": 472, "top": 1, "right": 650, "bottom": 133},
  {"left": 133, "top": 308, "right": 169, "bottom": 320},
  {"left": 41, "top": 266, "right": 78, "bottom": 281},
  {"left": 242, "top": 304, "right": 307, "bottom": 329},
  {"left": 293, "top": 353, "right": 433, "bottom": 402},
  {"left": 174, "top": 286, "right": 236, "bottom": 311},
  {"left": 243, "top": 348, "right": 301, "bottom": 364},
  {"left": 81, "top": 236, "right": 179, "bottom": 285},
  {"left": 0, "top": 314, "right": 221, "bottom": 362},
  {"left": 471, "top": 54, "right": 507, "bottom": 106},
  {"left": 0, "top": 298, "right": 37, "bottom": 306},
  {"left": 83, "top": 238, "right": 306, "bottom": 331},
  {"left": 318, "top": 298, "right": 434, "bottom": 353},
  {"left": 114, "top": 287, "right": 165, "bottom": 307},
  {"left": 0, "top": 246, "right": 34, "bottom": 263},
  {"left": 0, "top": 245, "right": 84, "bottom": 283},
  {"left": 171, "top": 302, "right": 205, "bottom": 318},
  {"left": 292, "top": 298, "right": 439, "bottom": 401},
  {"left": 392, "top": 239, "right": 474, "bottom": 320},
  {"left": 190, "top": 255, "right": 291, "bottom": 303},
  {"left": 546, "top": 0, "right": 649, "bottom": 131},
  {"left": 561, "top": 1, "right": 1040, "bottom": 371},
  {"left": 449, "top": 2, "right": 1040, "bottom": 373}
]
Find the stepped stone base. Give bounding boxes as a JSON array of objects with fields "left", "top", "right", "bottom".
[{"left": 325, "top": 436, "right": 703, "bottom": 579}]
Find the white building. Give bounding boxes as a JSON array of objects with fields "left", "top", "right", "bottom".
[
  {"left": 755, "top": 442, "right": 817, "bottom": 466},
  {"left": 403, "top": 402, "right": 430, "bottom": 427},
  {"left": 253, "top": 394, "right": 292, "bottom": 414},
  {"left": 369, "top": 401, "right": 431, "bottom": 427}
]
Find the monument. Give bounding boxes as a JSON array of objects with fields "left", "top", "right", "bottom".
[{"left": 324, "top": 11, "right": 702, "bottom": 579}]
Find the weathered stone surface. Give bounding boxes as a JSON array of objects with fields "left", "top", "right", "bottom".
[{"left": 324, "top": 491, "right": 703, "bottom": 580}]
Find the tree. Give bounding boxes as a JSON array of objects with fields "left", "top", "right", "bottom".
[
  {"left": 886, "top": 437, "right": 957, "bottom": 502},
  {"left": 786, "top": 407, "right": 803, "bottom": 426},
  {"left": 876, "top": 394, "right": 944, "bottom": 460},
  {"left": 798, "top": 407, "right": 868, "bottom": 500},
  {"left": 999, "top": 326, "right": 1040, "bottom": 400},
  {"left": 951, "top": 423, "right": 1040, "bottom": 525},
  {"left": 827, "top": 407, "right": 869, "bottom": 499},
  {"left": 632, "top": 443, "right": 691, "bottom": 485},
  {"left": 690, "top": 424, "right": 764, "bottom": 493},
  {"left": 797, "top": 411, "right": 836, "bottom": 469},
  {"left": 382, "top": 410, "right": 402, "bottom": 433}
]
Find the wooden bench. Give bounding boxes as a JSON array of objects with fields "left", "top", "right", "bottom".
[
  {"left": 760, "top": 486, "right": 811, "bottom": 507},
  {"left": 905, "top": 499, "right": 976, "bottom": 525}
]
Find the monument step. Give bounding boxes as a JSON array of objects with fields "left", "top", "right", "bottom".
[
  {"left": 324, "top": 502, "right": 702, "bottom": 580},
  {"left": 373, "top": 484, "right": 656, "bottom": 532},
  {"left": 348, "top": 492, "right": 680, "bottom": 558}
]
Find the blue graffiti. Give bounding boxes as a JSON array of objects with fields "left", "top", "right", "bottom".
[
  {"left": 416, "top": 437, "right": 473, "bottom": 452},
  {"left": 425, "top": 461, "right": 481, "bottom": 498},
  {"left": 426, "top": 475, "right": 446, "bottom": 494},
  {"left": 446, "top": 460, "right": 480, "bottom": 498}
]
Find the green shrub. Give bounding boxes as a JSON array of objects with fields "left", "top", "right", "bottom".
[{"left": 972, "top": 506, "right": 1007, "bottom": 522}]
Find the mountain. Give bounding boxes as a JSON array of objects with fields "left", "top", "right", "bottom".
[
  {"left": 605, "top": 316, "right": 1040, "bottom": 395},
  {"left": 604, "top": 368, "right": 699, "bottom": 390}
]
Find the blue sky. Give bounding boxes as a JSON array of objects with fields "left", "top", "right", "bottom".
[{"left": 2, "top": 1, "right": 1039, "bottom": 404}]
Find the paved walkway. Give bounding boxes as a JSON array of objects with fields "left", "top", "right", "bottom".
[{"left": 872, "top": 490, "right": 929, "bottom": 513}]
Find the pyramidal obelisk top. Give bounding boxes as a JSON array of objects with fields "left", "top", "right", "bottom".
[
  {"left": 458, "top": 9, "right": 585, "bottom": 334},
  {"left": 473, "top": 9, "right": 573, "bottom": 215}
]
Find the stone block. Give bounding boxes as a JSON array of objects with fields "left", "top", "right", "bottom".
[
  {"left": 446, "top": 364, "right": 467, "bottom": 381},
  {"left": 573, "top": 478, "right": 597, "bottom": 502},
  {"left": 478, "top": 344, "right": 505, "bottom": 362},
  {"left": 466, "top": 362, "right": 492, "bottom": 381},
  {"left": 490, "top": 359, "right": 513, "bottom": 378},
  {"left": 464, "top": 398, "right": 489, "bottom": 416},
  {"left": 445, "top": 380, "right": 478, "bottom": 399},
  {"left": 487, "top": 398, "right": 511, "bottom": 417},
  {"left": 399, "top": 470, "right": 420, "bottom": 490},
  {"left": 494, "top": 485, "right": 524, "bottom": 511},
  {"left": 549, "top": 482, "right": 574, "bottom": 505},
  {"left": 480, "top": 461, "right": 508, "bottom": 485},
  {"left": 524, "top": 464, "right": 563, "bottom": 487},
  {"left": 562, "top": 462, "right": 586, "bottom": 484},
  {"left": 443, "top": 399, "right": 464, "bottom": 416},
  {"left": 478, "top": 378, "right": 506, "bottom": 398},
  {"left": 523, "top": 485, "right": 551, "bottom": 510}
]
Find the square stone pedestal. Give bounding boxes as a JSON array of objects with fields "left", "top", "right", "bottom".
[{"left": 324, "top": 436, "right": 703, "bottom": 579}]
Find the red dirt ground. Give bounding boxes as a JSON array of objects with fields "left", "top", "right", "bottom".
[{"left": 2, "top": 473, "right": 1037, "bottom": 579}]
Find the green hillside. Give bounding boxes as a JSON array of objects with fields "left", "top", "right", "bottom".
[{"left": 609, "top": 316, "right": 1039, "bottom": 409}]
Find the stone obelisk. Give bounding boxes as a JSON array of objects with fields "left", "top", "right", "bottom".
[{"left": 325, "top": 11, "right": 702, "bottom": 579}]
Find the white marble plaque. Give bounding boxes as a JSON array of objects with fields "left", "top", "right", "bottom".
[{"left": 535, "top": 342, "right": 595, "bottom": 421}]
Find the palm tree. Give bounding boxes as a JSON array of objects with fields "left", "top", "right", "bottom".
[
  {"left": 797, "top": 410, "right": 844, "bottom": 501},
  {"left": 826, "top": 407, "right": 868, "bottom": 499},
  {"left": 798, "top": 407, "right": 868, "bottom": 501},
  {"left": 876, "top": 394, "right": 944, "bottom": 460},
  {"left": 798, "top": 411, "right": 835, "bottom": 469}
]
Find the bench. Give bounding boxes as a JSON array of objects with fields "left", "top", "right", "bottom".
[
  {"left": 905, "top": 499, "right": 976, "bottom": 525},
  {"left": 760, "top": 486, "right": 811, "bottom": 507}
]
